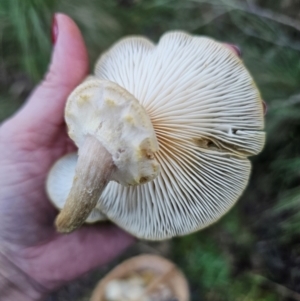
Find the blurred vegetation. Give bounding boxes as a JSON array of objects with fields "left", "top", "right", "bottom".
[{"left": 1, "top": 0, "right": 300, "bottom": 300}]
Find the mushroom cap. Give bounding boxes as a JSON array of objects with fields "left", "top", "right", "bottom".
[
  {"left": 46, "top": 153, "right": 107, "bottom": 223},
  {"left": 94, "top": 31, "right": 265, "bottom": 239},
  {"left": 49, "top": 31, "right": 265, "bottom": 240},
  {"left": 65, "top": 79, "right": 160, "bottom": 186},
  {"left": 90, "top": 255, "right": 189, "bottom": 301}
]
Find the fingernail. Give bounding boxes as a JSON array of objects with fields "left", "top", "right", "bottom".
[
  {"left": 51, "top": 14, "right": 58, "bottom": 45},
  {"left": 229, "top": 44, "right": 242, "bottom": 57},
  {"left": 262, "top": 101, "right": 267, "bottom": 115}
]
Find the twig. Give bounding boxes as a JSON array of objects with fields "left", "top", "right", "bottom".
[
  {"left": 190, "top": 0, "right": 300, "bottom": 32},
  {"left": 232, "top": 2, "right": 300, "bottom": 33},
  {"left": 237, "top": 26, "right": 300, "bottom": 51},
  {"left": 269, "top": 93, "right": 300, "bottom": 110},
  {"left": 133, "top": 266, "right": 176, "bottom": 301},
  {"left": 189, "top": 10, "right": 233, "bottom": 31},
  {"left": 189, "top": 0, "right": 300, "bottom": 51},
  {"left": 144, "top": 266, "right": 175, "bottom": 295},
  {"left": 252, "top": 273, "right": 300, "bottom": 301}
]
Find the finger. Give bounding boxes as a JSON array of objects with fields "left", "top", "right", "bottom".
[
  {"left": 15, "top": 13, "right": 89, "bottom": 129},
  {"left": 20, "top": 224, "right": 135, "bottom": 290}
]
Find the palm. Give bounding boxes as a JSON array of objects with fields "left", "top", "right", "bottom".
[{"left": 0, "top": 120, "right": 73, "bottom": 246}]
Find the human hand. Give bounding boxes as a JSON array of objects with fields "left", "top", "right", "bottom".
[{"left": 0, "top": 14, "right": 134, "bottom": 301}]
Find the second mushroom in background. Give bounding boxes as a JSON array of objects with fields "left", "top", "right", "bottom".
[{"left": 47, "top": 31, "right": 265, "bottom": 240}]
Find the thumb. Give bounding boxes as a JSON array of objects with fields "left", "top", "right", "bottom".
[{"left": 15, "top": 13, "right": 89, "bottom": 128}]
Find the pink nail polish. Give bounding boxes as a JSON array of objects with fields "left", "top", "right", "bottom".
[
  {"left": 229, "top": 44, "right": 242, "bottom": 57},
  {"left": 51, "top": 14, "right": 58, "bottom": 45},
  {"left": 262, "top": 101, "right": 267, "bottom": 115}
]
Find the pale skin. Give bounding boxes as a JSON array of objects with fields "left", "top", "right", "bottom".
[
  {"left": 0, "top": 14, "right": 134, "bottom": 301},
  {"left": 0, "top": 13, "right": 242, "bottom": 301}
]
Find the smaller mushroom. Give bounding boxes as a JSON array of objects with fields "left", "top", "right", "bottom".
[
  {"left": 90, "top": 255, "right": 189, "bottom": 301},
  {"left": 46, "top": 153, "right": 107, "bottom": 223}
]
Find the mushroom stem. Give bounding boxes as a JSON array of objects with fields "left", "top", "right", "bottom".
[{"left": 55, "top": 135, "right": 114, "bottom": 233}]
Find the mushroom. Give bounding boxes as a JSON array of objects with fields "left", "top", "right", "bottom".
[{"left": 47, "top": 31, "right": 265, "bottom": 240}]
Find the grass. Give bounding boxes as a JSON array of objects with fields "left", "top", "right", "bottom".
[{"left": 1, "top": 0, "right": 300, "bottom": 300}]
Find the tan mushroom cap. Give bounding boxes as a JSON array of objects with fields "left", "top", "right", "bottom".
[
  {"left": 48, "top": 31, "right": 265, "bottom": 240},
  {"left": 66, "top": 79, "right": 160, "bottom": 186}
]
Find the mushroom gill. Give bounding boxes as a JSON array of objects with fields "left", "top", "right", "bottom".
[{"left": 47, "top": 31, "right": 265, "bottom": 240}]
